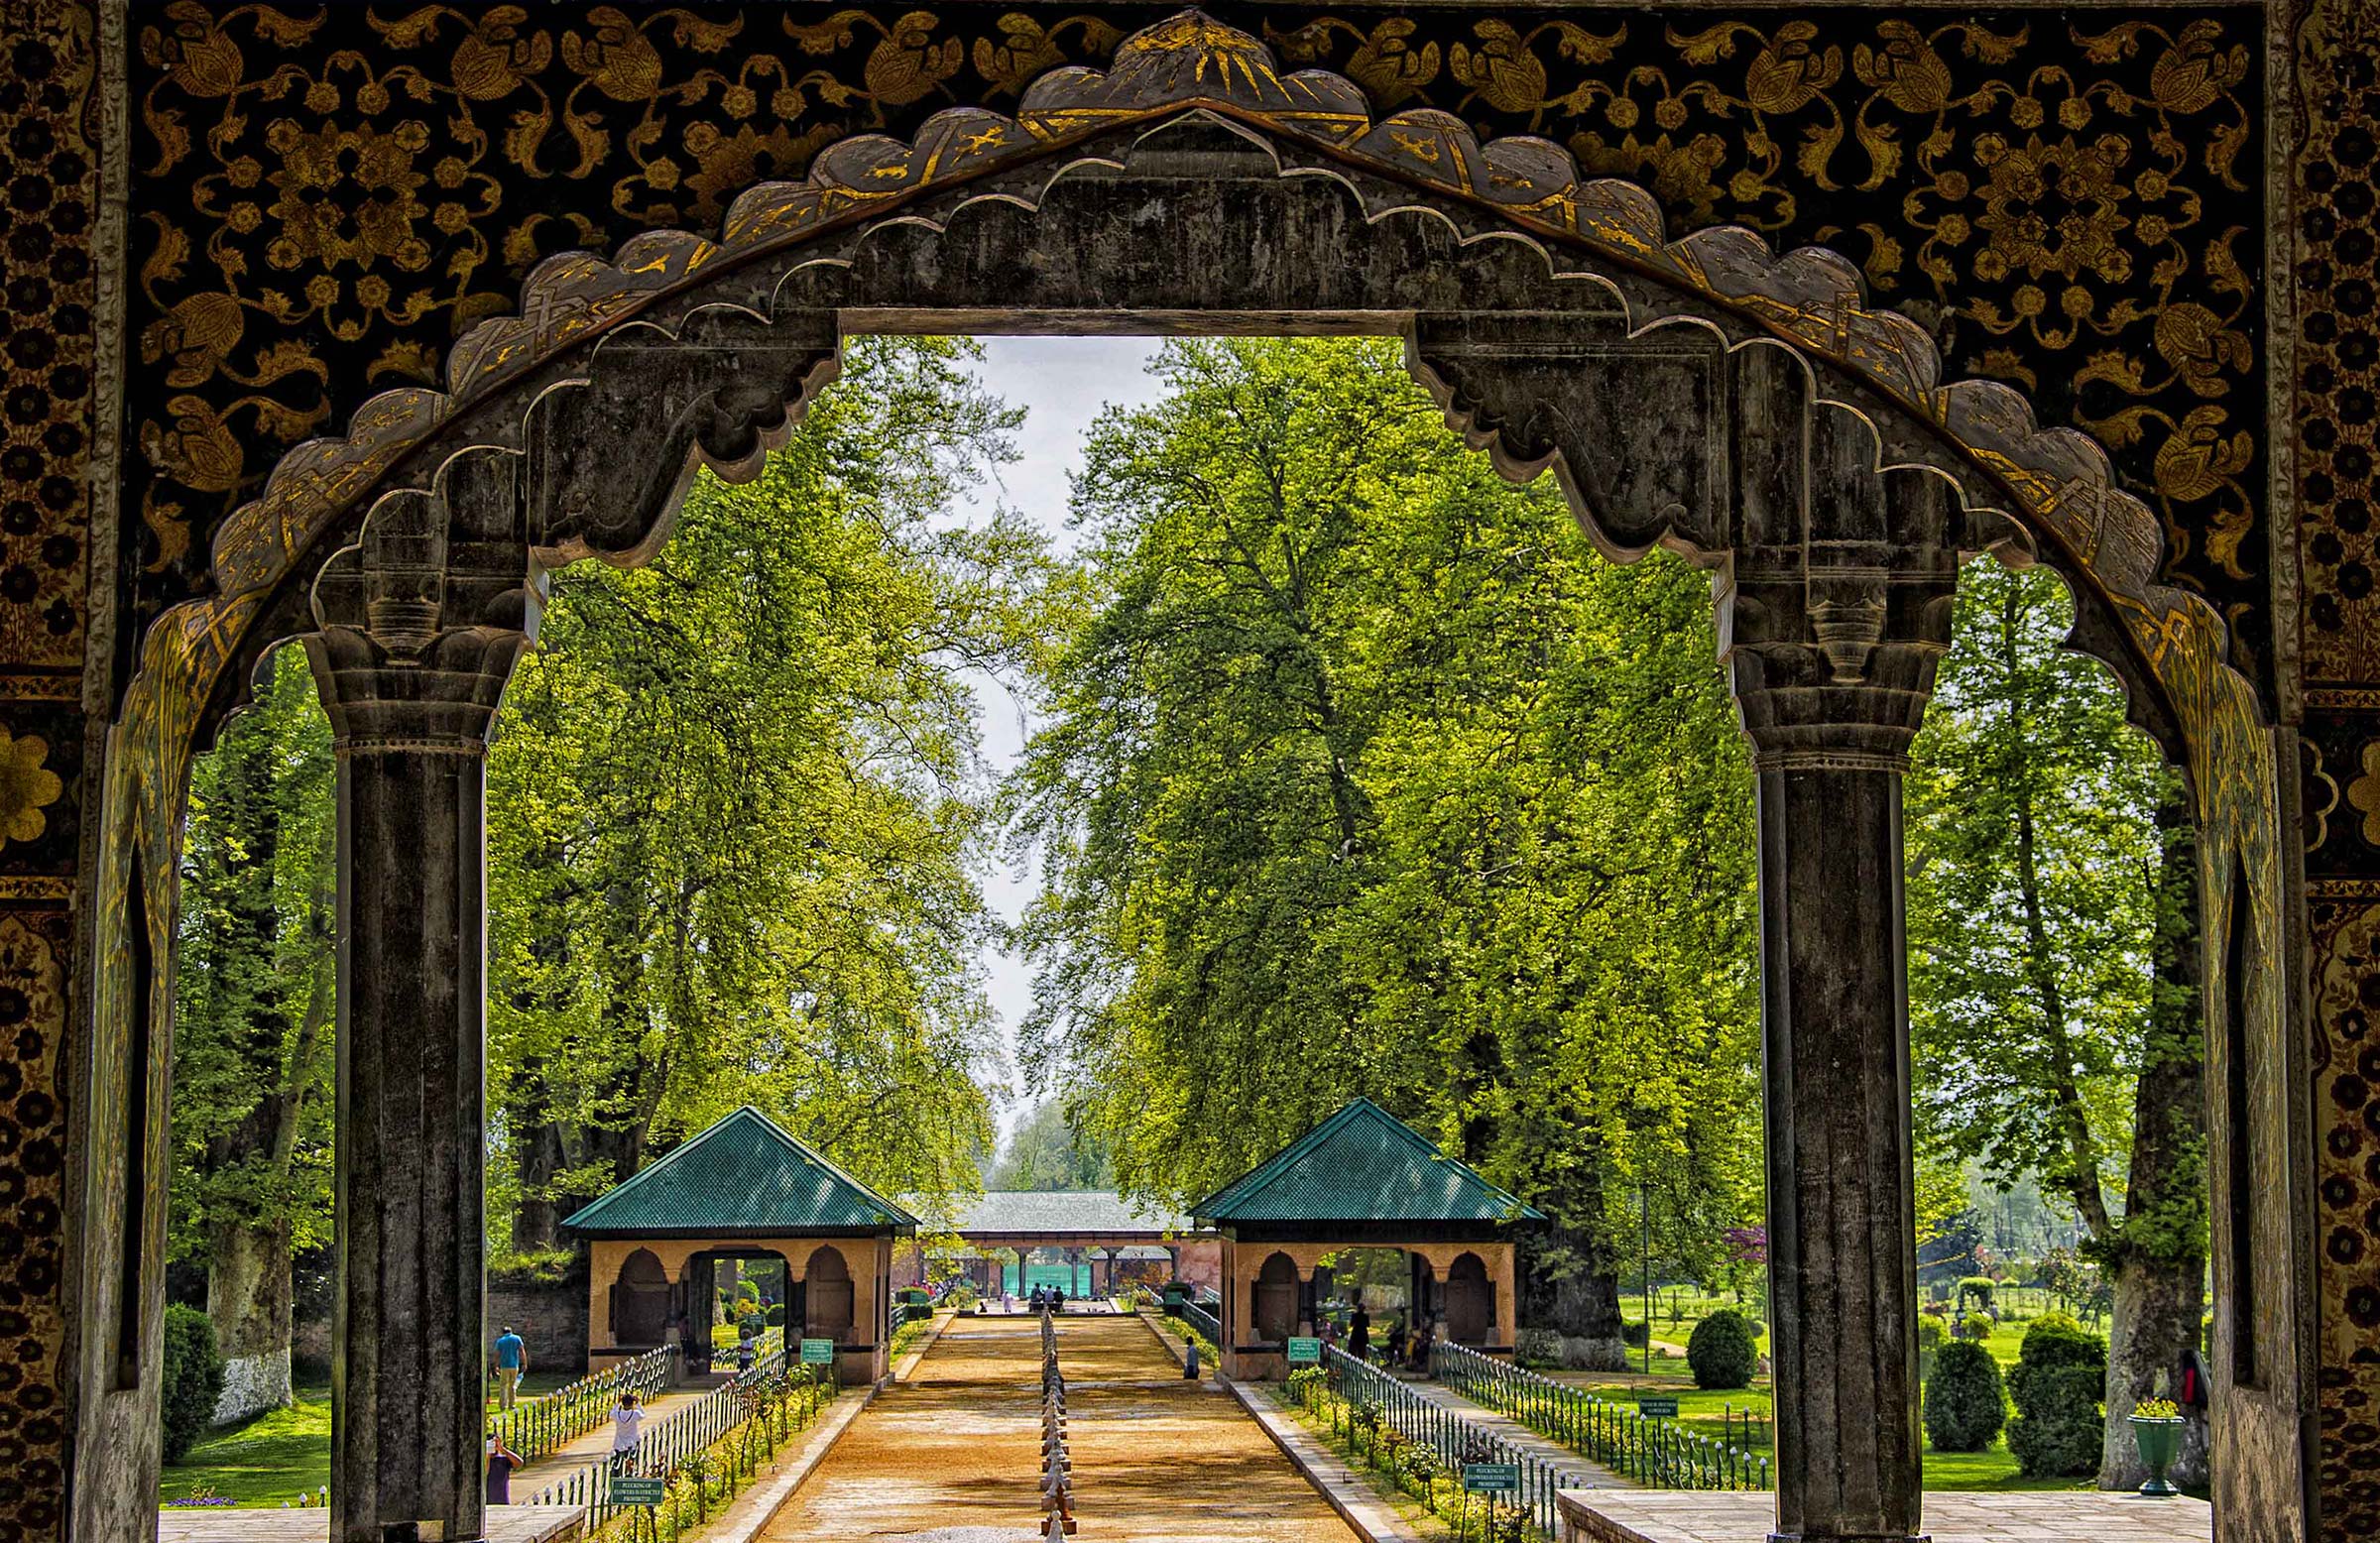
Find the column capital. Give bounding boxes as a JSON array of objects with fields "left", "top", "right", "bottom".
[
  {"left": 302, "top": 463, "right": 536, "bottom": 756},
  {"left": 1718, "top": 548, "right": 1957, "bottom": 773}
]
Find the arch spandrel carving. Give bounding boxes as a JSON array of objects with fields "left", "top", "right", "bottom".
[{"left": 147, "top": 13, "right": 2234, "bottom": 734}]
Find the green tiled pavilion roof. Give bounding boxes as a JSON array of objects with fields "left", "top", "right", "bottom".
[
  {"left": 1192, "top": 1099, "right": 1545, "bottom": 1227},
  {"left": 562, "top": 1107, "right": 917, "bottom": 1238}
]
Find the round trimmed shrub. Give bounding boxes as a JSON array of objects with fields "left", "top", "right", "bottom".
[
  {"left": 161, "top": 1303, "right": 226, "bottom": 1463},
  {"left": 1922, "top": 1340, "right": 2006, "bottom": 1453},
  {"left": 1687, "top": 1309, "right": 1758, "bottom": 1390},
  {"left": 1957, "top": 1276, "right": 1996, "bottom": 1312},
  {"left": 1620, "top": 1320, "right": 1651, "bottom": 1350},
  {"left": 1916, "top": 1314, "right": 1948, "bottom": 1383},
  {"left": 766, "top": 1302, "right": 785, "bottom": 1326},
  {"left": 2006, "top": 1313, "right": 2105, "bottom": 1478},
  {"left": 1956, "top": 1310, "right": 1996, "bottom": 1341}
]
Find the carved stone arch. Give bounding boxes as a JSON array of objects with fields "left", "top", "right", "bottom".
[
  {"left": 122, "top": 15, "right": 2255, "bottom": 774},
  {"left": 87, "top": 11, "right": 2300, "bottom": 1539}
]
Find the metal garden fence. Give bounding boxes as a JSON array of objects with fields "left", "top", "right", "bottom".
[
  {"left": 523, "top": 1346, "right": 828, "bottom": 1525},
  {"left": 1318, "top": 1345, "right": 1594, "bottom": 1540},
  {"left": 1171, "top": 1297, "right": 1222, "bottom": 1353},
  {"left": 1431, "top": 1340, "right": 1771, "bottom": 1490},
  {"left": 489, "top": 1344, "right": 677, "bottom": 1465}
]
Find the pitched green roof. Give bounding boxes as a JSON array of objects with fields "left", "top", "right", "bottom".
[
  {"left": 1192, "top": 1099, "right": 1545, "bottom": 1227},
  {"left": 562, "top": 1107, "right": 917, "bottom": 1238}
]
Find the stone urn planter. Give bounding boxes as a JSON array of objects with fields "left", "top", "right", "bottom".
[{"left": 2131, "top": 1411, "right": 2185, "bottom": 1496}]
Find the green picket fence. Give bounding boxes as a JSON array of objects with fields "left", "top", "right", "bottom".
[
  {"left": 1320, "top": 1345, "right": 1592, "bottom": 1539},
  {"left": 524, "top": 1347, "right": 829, "bottom": 1524},
  {"left": 489, "top": 1344, "right": 677, "bottom": 1466},
  {"left": 1431, "top": 1340, "right": 1770, "bottom": 1490},
  {"left": 1171, "top": 1297, "right": 1222, "bottom": 1353}
]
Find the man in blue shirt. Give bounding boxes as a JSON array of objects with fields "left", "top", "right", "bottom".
[{"left": 493, "top": 1326, "right": 528, "bottom": 1410}]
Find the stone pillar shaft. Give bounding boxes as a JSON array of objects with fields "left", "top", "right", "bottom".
[
  {"left": 331, "top": 741, "right": 489, "bottom": 1543},
  {"left": 1757, "top": 760, "right": 1921, "bottom": 1543}
]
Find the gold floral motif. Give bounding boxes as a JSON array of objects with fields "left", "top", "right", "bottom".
[
  {"left": 2348, "top": 740, "right": 2380, "bottom": 849},
  {"left": 0, "top": 730, "right": 63, "bottom": 848},
  {"left": 124, "top": 4, "right": 2267, "bottom": 653}
]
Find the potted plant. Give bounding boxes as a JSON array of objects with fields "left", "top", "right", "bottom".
[{"left": 2130, "top": 1395, "right": 2185, "bottom": 1496}]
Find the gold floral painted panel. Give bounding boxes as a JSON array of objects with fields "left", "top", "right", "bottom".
[{"left": 125, "top": 2, "right": 2267, "bottom": 680}]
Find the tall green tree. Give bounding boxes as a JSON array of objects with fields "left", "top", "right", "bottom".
[
  {"left": 486, "top": 336, "right": 1053, "bottom": 1240},
  {"left": 1906, "top": 558, "right": 2203, "bottom": 1487},
  {"left": 1010, "top": 339, "right": 1762, "bottom": 1345},
  {"left": 172, "top": 645, "right": 338, "bottom": 1416},
  {"left": 991, "top": 1100, "right": 1115, "bottom": 1190}
]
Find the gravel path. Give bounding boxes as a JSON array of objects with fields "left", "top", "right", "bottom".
[{"left": 757, "top": 1314, "right": 1360, "bottom": 1542}]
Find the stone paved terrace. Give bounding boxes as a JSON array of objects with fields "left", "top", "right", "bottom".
[
  {"left": 1556, "top": 1491, "right": 2212, "bottom": 1543},
  {"left": 158, "top": 1506, "right": 587, "bottom": 1543}
]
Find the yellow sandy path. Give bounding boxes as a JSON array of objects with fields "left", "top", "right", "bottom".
[{"left": 758, "top": 1313, "right": 1358, "bottom": 1543}]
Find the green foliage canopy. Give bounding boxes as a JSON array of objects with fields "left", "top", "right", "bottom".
[{"left": 1007, "top": 338, "right": 1763, "bottom": 1299}]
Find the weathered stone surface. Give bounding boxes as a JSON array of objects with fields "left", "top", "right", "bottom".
[{"left": 301, "top": 462, "right": 534, "bottom": 1543}]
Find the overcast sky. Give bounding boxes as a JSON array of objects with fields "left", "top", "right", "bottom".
[{"left": 957, "top": 337, "right": 1169, "bottom": 1138}]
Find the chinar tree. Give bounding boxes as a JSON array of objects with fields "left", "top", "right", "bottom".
[
  {"left": 172, "top": 644, "right": 337, "bottom": 1421},
  {"left": 486, "top": 336, "right": 1057, "bottom": 1242},
  {"left": 1009, "top": 339, "right": 1762, "bottom": 1355},
  {"left": 1906, "top": 557, "right": 2205, "bottom": 1489}
]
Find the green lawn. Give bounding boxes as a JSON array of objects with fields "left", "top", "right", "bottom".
[
  {"left": 159, "top": 1393, "right": 331, "bottom": 1508},
  {"left": 1558, "top": 1338, "right": 2091, "bottom": 1494},
  {"left": 160, "top": 1372, "right": 584, "bottom": 1509}
]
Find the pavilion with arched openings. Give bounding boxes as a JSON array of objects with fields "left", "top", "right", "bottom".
[
  {"left": 1193, "top": 1099, "right": 1543, "bottom": 1380},
  {"left": 562, "top": 1106, "right": 915, "bottom": 1386}
]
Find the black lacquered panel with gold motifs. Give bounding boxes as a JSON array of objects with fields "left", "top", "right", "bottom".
[{"left": 123, "top": 1, "right": 2266, "bottom": 682}]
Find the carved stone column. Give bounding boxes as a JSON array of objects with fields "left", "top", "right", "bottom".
[
  {"left": 305, "top": 471, "right": 534, "bottom": 1543},
  {"left": 1723, "top": 536, "right": 1954, "bottom": 1543}
]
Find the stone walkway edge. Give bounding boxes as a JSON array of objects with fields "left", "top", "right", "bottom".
[
  {"left": 654, "top": 1355, "right": 894, "bottom": 1543},
  {"left": 1134, "top": 1310, "right": 1423, "bottom": 1543}
]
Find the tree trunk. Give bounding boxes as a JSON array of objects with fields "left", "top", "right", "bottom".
[
  {"left": 2100, "top": 1250, "right": 2207, "bottom": 1486},
  {"left": 207, "top": 1217, "right": 296, "bottom": 1423},
  {"left": 2099, "top": 772, "right": 2207, "bottom": 1488},
  {"left": 509, "top": 1056, "right": 567, "bottom": 1253}
]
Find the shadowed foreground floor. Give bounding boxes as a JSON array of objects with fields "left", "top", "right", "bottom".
[{"left": 757, "top": 1313, "right": 1360, "bottom": 1543}]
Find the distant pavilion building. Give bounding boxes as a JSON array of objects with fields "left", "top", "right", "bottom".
[
  {"left": 1192, "top": 1098, "right": 1545, "bottom": 1379},
  {"left": 895, "top": 1190, "right": 1219, "bottom": 1296},
  {"left": 562, "top": 1106, "right": 916, "bottom": 1385}
]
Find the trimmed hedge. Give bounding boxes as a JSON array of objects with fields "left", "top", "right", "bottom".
[
  {"left": 2006, "top": 1313, "right": 2105, "bottom": 1478},
  {"left": 162, "top": 1304, "right": 226, "bottom": 1463},
  {"left": 1687, "top": 1309, "right": 1759, "bottom": 1390},
  {"left": 1620, "top": 1320, "right": 1651, "bottom": 1349},
  {"left": 1923, "top": 1340, "right": 2006, "bottom": 1453}
]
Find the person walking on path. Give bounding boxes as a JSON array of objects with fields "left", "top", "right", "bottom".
[
  {"left": 609, "top": 1389, "right": 646, "bottom": 1474},
  {"left": 492, "top": 1325, "right": 528, "bottom": 1410},
  {"left": 484, "top": 1434, "right": 523, "bottom": 1505},
  {"left": 1349, "top": 1303, "right": 1370, "bottom": 1362}
]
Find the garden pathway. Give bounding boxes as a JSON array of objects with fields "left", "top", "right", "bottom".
[
  {"left": 504, "top": 1388, "right": 706, "bottom": 1496},
  {"left": 1403, "top": 1376, "right": 1629, "bottom": 1489},
  {"left": 756, "top": 1312, "right": 1363, "bottom": 1541}
]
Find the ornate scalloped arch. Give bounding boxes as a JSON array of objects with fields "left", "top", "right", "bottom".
[{"left": 110, "top": 8, "right": 2280, "bottom": 996}]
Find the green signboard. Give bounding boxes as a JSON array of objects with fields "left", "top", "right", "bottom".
[
  {"left": 610, "top": 1478, "right": 668, "bottom": 1506},
  {"left": 1635, "top": 1396, "right": 1681, "bottom": 1419},
  {"left": 1463, "top": 1463, "right": 1520, "bottom": 1493},
  {"left": 1286, "top": 1337, "right": 1322, "bottom": 1365},
  {"left": 800, "top": 1338, "right": 837, "bottom": 1365}
]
